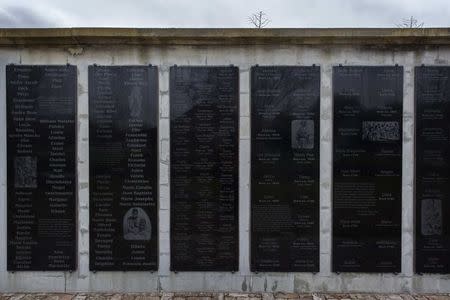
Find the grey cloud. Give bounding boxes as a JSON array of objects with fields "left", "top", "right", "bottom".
[{"left": 0, "top": 6, "right": 58, "bottom": 27}]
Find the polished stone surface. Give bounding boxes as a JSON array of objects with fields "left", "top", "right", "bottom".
[
  {"left": 332, "top": 66, "right": 403, "bottom": 273},
  {"left": 170, "top": 66, "right": 239, "bottom": 271},
  {"left": 7, "top": 65, "right": 77, "bottom": 271},
  {"left": 415, "top": 66, "right": 450, "bottom": 274},
  {"left": 250, "top": 66, "right": 320, "bottom": 272},
  {"left": 89, "top": 66, "right": 158, "bottom": 271}
]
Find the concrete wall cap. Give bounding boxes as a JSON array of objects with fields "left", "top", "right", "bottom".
[{"left": 0, "top": 28, "right": 450, "bottom": 46}]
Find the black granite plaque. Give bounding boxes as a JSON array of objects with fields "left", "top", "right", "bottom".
[
  {"left": 170, "top": 66, "right": 239, "bottom": 271},
  {"left": 250, "top": 66, "right": 320, "bottom": 272},
  {"left": 7, "top": 65, "right": 77, "bottom": 271},
  {"left": 332, "top": 66, "right": 403, "bottom": 273},
  {"left": 415, "top": 66, "right": 450, "bottom": 274},
  {"left": 89, "top": 66, "right": 158, "bottom": 271}
]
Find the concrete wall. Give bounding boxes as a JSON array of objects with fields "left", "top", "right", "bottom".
[{"left": 0, "top": 43, "right": 450, "bottom": 293}]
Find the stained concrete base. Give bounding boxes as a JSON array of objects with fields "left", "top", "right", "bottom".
[{"left": 1, "top": 293, "right": 450, "bottom": 300}]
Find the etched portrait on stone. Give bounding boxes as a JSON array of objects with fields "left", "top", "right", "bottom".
[
  {"left": 128, "top": 86, "right": 143, "bottom": 118},
  {"left": 291, "top": 120, "right": 314, "bottom": 149},
  {"left": 421, "top": 198, "right": 442, "bottom": 236},
  {"left": 362, "top": 121, "right": 400, "bottom": 142},
  {"left": 14, "top": 156, "right": 37, "bottom": 188},
  {"left": 123, "top": 207, "right": 151, "bottom": 240}
]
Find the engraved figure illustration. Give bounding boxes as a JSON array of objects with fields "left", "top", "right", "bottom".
[
  {"left": 14, "top": 156, "right": 37, "bottom": 188},
  {"left": 421, "top": 198, "right": 442, "bottom": 236},
  {"left": 128, "top": 86, "right": 143, "bottom": 118},
  {"left": 362, "top": 121, "right": 400, "bottom": 142},
  {"left": 123, "top": 207, "right": 151, "bottom": 240},
  {"left": 291, "top": 120, "right": 314, "bottom": 149}
]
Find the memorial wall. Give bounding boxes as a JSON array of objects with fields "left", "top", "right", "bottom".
[{"left": 1, "top": 28, "right": 450, "bottom": 293}]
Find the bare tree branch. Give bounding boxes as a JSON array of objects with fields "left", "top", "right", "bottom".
[
  {"left": 248, "top": 11, "right": 271, "bottom": 28},
  {"left": 396, "top": 16, "right": 424, "bottom": 28}
]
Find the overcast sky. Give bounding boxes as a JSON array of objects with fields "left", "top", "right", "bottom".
[{"left": 0, "top": 0, "right": 449, "bottom": 28}]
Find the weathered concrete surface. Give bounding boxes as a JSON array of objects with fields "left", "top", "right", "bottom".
[
  {"left": 1, "top": 293, "right": 450, "bottom": 300},
  {"left": 0, "top": 28, "right": 450, "bottom": 46}
]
